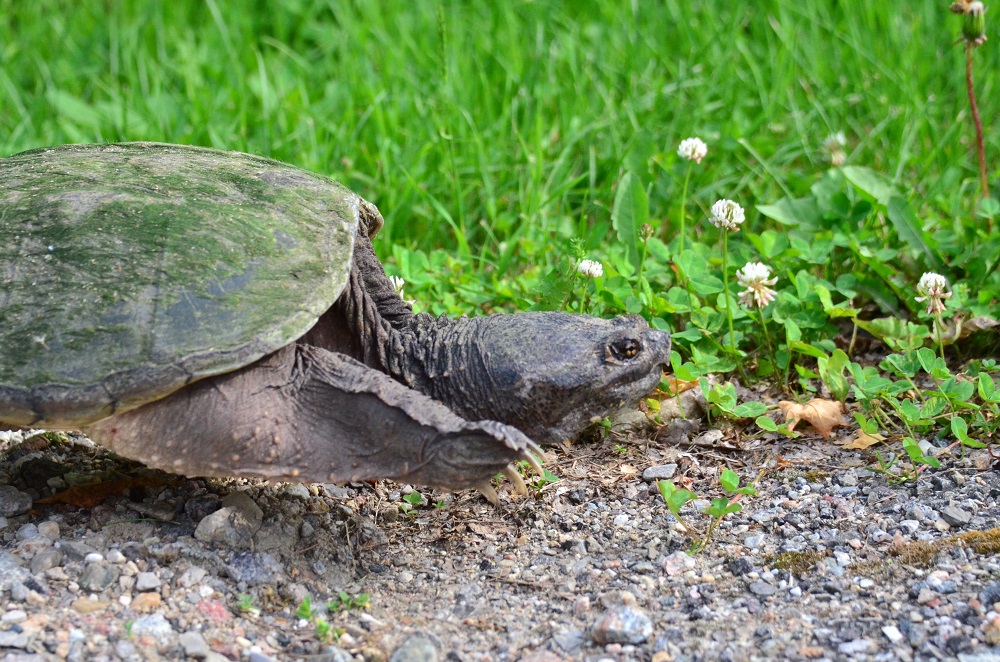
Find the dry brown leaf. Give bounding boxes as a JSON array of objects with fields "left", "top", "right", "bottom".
[
  {"left": 658, "top": 376, "right": 699, "bottom": 397},
  {"left": 844, "top": 430, "right": 886, "bottom": 450},
  {"left": 940, "top": 315, "right": 999, "bottom": 344},
  {"left": 36, "top": 476, "right": 175, "bottom": 509},
  {"left": 775, "top": 455, "right": 794, "bottom": 470},
  {"left": 778, "top": 398, "right": 846, "bottom": 439},
  {"left": 619, "top": 464, "right": 639, "bottom": 476}
]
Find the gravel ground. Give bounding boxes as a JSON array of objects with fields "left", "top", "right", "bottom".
[{"left": 2, "top": 410, "right": 1000, "bottom": 662}]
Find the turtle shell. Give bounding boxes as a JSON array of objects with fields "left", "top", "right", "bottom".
[{"left": 0, "top": 142, "right": 361, "bottom": 427}]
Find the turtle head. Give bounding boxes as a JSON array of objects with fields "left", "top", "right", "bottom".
[{"left": 449, "top": 312, "right": 670, "bottom": 445}]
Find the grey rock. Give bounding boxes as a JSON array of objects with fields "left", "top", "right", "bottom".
[
  {"left": 179, "top": 631, "right": 210, "bottom": 659},
  {"left": 36, "top": 521, "right": 60, "bottom": 540},
  {"left": 130, "top": 613, "right": 173, "bottom": 637},
  {"left": 30, "top": 549, "right": 62, "bottom": 575},
  {"left": 125, "top": 500, "right": 176, "bottom": 522},
  {"left": 222, "top": 491, "right": 264, "bottom": 529},
  {"left": 114, "top": 640, "right": 138, "bottom": 659},
  {"left": 194, "top": 507, "right": 257, "bottom": 549},
  {"left": 135, "top": 571, "right": 161, "bottom": 592},
  {"left": 78, "top": 563, "right": 120, "bottom": 592},
  {"left": 641, "top": 464, "right": 678, "bottom": 481},
  {"left": 0, "top": 629, "right": 30, "bottom": 648},
  {"left": 279, "top": 483, "right": 311, "bottom": 499},
  {"left": 248, "top": 653, "right": 278, "bottom": 662},
  {"left": 692, "top": 429, "right": 724, "bottom": 446},
  {"left": 837, "top": 472, "right": 858, "bottom": 487},
  {"left": 389, "top": 634, "right": 439, "bottom": 662},
  {"left": 958, "top": 652, "right": 1000, "bottom": 662},
  {"left": 178, "top": 565, "right": 208, "bottom": 588},
  {"left": 591, "top": 604, "right": 653, "bottom": 645},
  {"left": 941, "top": 505, "right": 973, "bottom": 526},
  {"left": 744, "top": 534, "right": 766, "bottom": 549},
  {"left": 553, "top": 630, "right": 585, "bottom": 651},
  {"left": 16, "top": 523, "right": 38, "bottom": 540},
  {"left": 0, "top": 551, "right": 31, "bottom": 592},
  {"left": 0, "top": 485, "right": 32, "bottom": 517},
  {"left": 225, "top": 552, "right": 282, "bottom": 586},
  {"left": 315, "top": 647, "right": 352, "bottom": 662},
  {"left": 838, "top": 639, "right": 873, "bottom": 654},
  {"left": 748, "top": 581, "right": 777, "bottom": 597},
  {"left": 58, "top": 541, "right": 98, "bottom": 563},
  {"left": 10, "top": 581, "right": 30, "bottom": 602}
]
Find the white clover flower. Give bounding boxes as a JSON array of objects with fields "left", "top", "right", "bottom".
[
  {"left": 735, "top": 261, "right": 778, "bottom": 309},
  {"left": 824, "top": 132, "right": 847, "bottom": 166},
  {"left": 389, "top": 275, "right": 407, "bottom": 298},
  {"left": 915, "top": 272, "right": 952, "bottom": 315},
  {"left": 677, "top": 137, "right": 708, "bottom": 164},
  {"left": 824, "top": 132, "right": 846, "bottom": 150},
  {"left": 709, "top": 199, "right": 745, "bottom": 231},
  {"left": 577, "top": 259, "right": 604, "bottom": 279}
]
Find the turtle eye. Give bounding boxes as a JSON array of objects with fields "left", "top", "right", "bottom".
[{"left": 609, "top": 338, "right": 641, "bottom": 361}]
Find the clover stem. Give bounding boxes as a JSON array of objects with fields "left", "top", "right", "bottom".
[
  {"left": 757, "top": 305, "right": 784, "bottom": 392},
  {"left": 722, "top": 232, "right": 737, "bottom": 357},
  {"left": 935, "top": 310, "right": 945, "bottom": 362},
  {"left": 675, "top": 164, "right": 693, "bottom": 250}
]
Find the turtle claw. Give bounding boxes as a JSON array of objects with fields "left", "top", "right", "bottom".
[
  {"left": 522, "top": 450, "right": 545, "bottom": 480},
  {"left": 478, "top": 482, "right": 500, "bottom": 505},
  {"left": 503, "top": 466, "right": 528, "bottom": 496}
]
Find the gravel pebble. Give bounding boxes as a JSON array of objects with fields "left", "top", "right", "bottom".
[
  {"left": 390, "top": 634, "right": 439, "bottom": 662},
  {"left": 77, "top": 563, "right": 119, "bottom": 592},
  {"left": 591, "top": 604, "right": 653, "bottom": 645},
  {"left": 3, "top": 428, "right": 1000, "bottom": 660},
  {"left": 641, "top": 464, "right": 677, "bottom": 481},
  {"left": 135, "top": 571, "right": 162, "bottom": 591},
  {"left": 129, "top": 613, "right": 174, "bottom": 637},
  {"left": 0, "top": 485, "right": 32, "bottom": 516},
  {"left": 941, "top": 504, "right": 973, "bottom": 526}
]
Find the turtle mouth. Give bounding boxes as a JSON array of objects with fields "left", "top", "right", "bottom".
[{"left": 525, "top": 327, "right": 671, "bottom": 445}]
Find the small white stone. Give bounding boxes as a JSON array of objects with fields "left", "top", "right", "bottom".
[
  {"left": 135, "top": 572, "right": 161, "bottom": 592},
  {"left": 882, "top": 625, "right": 903, "bottom": 643},
  {"left": 1, "top": 610, "right": 27, "bottom": 624},
  {"left": 84, "top": 553, "right": 104, "bottom": 564},
  {"left": 37, "top": 521, "right": 60, "bottom": 540},
  {"left": 105, "top": 549, "right": 126, "bottom": 564}
]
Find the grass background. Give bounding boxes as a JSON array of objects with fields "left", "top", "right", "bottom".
[{"left": 2, "top": 0, "right": 997, "bottom": 314}]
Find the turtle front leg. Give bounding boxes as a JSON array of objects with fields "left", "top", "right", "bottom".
[{"left": 85, "top": 345, "right": 541, "bottom": 495}]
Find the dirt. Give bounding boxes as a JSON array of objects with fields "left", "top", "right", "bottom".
[{"left": 2, "top": 409, "right": 1000, "bottom": 662}]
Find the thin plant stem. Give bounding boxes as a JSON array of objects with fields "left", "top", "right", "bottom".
[
  {"left": 674, "top": 165, "right": 693, "bottom": 250},
  {"left": 935, "top": 310, "right": 946, "bottom": 362},
  {"left": 757, "top": 305, "right": 785, "bottom": 392},
  {"left": 722, "top": 232, "right": 738, "bottom": 358},
  {"left": 674, "top": 165, "right": 697, "bottom": 318},
  {"left": 966, "top": 43, "right": 991, "bottom": 209}
]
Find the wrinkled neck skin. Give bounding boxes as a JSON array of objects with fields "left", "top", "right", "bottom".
[
  {"left": 334, "top": 233, "right": 487, "bottom": 411},
  {"left": 337, "top": 225, "right": 669, "bottom": 446}
]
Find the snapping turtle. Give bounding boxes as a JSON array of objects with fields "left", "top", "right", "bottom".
[{"left": 0, "top": 142, "right": 670, "bottom": 495}]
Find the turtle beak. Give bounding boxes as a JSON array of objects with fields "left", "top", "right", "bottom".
[{"left": 646, "top": 327, "right": 672, "bottom": 371}]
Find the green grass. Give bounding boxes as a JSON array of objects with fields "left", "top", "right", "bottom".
[{"left": 2, "top": 2, "right": 995, "bottom": 269}]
